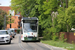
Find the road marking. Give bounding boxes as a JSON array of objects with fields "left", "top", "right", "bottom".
[
  {"left": 18, "top": 34, "right": 38, "bottom": 50},
  {"left": 18, "top": 35, "right": 28, "bottom": 50},
  {"left": 18, "top": 43, "right": 25, "bottom": 50}
]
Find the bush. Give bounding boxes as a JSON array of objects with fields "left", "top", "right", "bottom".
[
  {"left": 52, "top": 33, "right": 59, "bottom": 41},
  {"left": 43, "top": 28, "right": 52, "bottom": 40},
  {"left": 43, "top": 27, "right": 59, "bottom": 40},
  {"left": 59, "top": 32, "right": 67, "bottom": 42},
  {"left": 17, "top": 29, "right": 20, "bottom": 33}
]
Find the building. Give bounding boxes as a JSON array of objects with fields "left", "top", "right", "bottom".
[{"left": 0, "top": 6, "right": 22, "bottom": 29}]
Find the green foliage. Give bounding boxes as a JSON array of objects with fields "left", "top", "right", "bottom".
[
  {"left": 57, "top": 5, "right": 75, "bottom": 32},
  {"left": 57, "top": 7, "right": 67, "bottom": 32},
  {"left": 41, "top": 40, "right": 75, "bottom": 50},
  {"left": 52, "top": 33, "right": 59, "bottom": 41},
  {"left": 60, "top": 32, "right": 67, "bottom": 42},
  {"left": 43, "top": 28, "right": 52, "bottom": 40},
  {"left": 7, "top": 15, "right": 14, "bottom": 24},
  {"left": 42, "top": 0, "right": 58, "bottom": 14},
  {"left": 11, "top": 0, "right": 38, "bottom": 17},
  {"left": 0, "top": 9, "right": 7, "bottom": 29},
  {"left": 17, "top": 29, "right": 20, "bottom": 33},
  {"left": 11, "top": 0, "right": 75, "bottom": 41},
  {"left": 38, "top": 25, "right": 43, "bottom": 37},
  {"left": 66, "top": 6, "right": 75, "bottom": 28},
  {"left": 69, "top": 0, "right": 75, "bottom": 7},
  {"left": 68, "top": 0, "right": 75, "bottom": 28}
]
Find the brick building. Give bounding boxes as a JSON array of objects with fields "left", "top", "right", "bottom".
[{"left": 0, "top": 6, "right": 22, "bottom": 29}]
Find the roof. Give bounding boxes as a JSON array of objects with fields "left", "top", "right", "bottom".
[{"left": 0, "top": 6, "right": 11, "bottom": 12}]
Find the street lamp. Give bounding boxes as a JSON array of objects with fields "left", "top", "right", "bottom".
[
  {"left": 10, "top": 14, "right": 11, "bottom": 28},
  {"left": 4, "top": 15, "right": 6, "bottom": 30}
]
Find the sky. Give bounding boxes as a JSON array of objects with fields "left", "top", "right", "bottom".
[{"left": 0, "top": 0, "right": 11, "bottom": 6}]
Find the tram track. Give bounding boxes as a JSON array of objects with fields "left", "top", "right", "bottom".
[
  {"left": 18, "top": 35, "right": 51, "bottom": 50},
  {"left": 34, "top": 43, "right": 50, "bottom": 50},
  {"left": 18, "top": 35, "right": 27, "bottom": 50},
  {"left": 18, "top": 35, "right": 38, "bottom": 50}
]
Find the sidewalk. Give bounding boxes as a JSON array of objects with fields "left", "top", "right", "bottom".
[{"left": 41, "top": 42, "right": 67, "bottom": 50}]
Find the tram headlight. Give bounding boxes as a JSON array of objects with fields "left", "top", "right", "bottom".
[
  {"left": 26, "top": 35, "right": 27, "bottom": 37},
  {"left": 34, "top": 35, "right": 35, "bottom": 37},
  {"left": 32, "top": 33, "right": 33, "bottom": 35}
]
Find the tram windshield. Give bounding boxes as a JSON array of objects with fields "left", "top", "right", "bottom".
[{"left": 23, "top": 23, "right": 37, "bottom": 32}]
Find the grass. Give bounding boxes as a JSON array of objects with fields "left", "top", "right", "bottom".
[{"left": 41, "top": 40, "right": 75, "bottom": 50}]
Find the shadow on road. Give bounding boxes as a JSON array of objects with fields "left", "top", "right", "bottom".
[
  {"left": 0, "top": 43, "right": 14, "bottom": 45},
  {"left": 22, "top": 40, "right": 40, "bottom": 43}
]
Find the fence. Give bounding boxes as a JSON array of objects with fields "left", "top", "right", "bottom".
[{"left": 59, "top": 32, "right": 75, "bottom": 43}]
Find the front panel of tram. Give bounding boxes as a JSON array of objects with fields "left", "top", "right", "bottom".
[{"left": 21, "top": 17, "right": 38, "bottom": 41}]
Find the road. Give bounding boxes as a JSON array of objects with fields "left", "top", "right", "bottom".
[{"left": 0, "top": 34, "right": 51, "bottom": 50}]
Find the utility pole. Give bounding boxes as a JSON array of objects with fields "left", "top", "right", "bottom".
[
  {"left": 24, "top": 9, "right": 30, "bottom": 17},
  {"left": 4, "top": 15, "right": 6, "bottom": 30},
  {"left": 66, "top": 0, "right": 68, "bottom": 8},
  {"left": 10, "top": 14, "right": 11, "bottom": 28}
]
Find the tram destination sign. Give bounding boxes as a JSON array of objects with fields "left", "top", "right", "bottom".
[{"left": 23, "top": 20, "right": 37, "bottom": 24}]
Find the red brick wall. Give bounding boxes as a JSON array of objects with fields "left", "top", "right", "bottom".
[{"left": 59, "top": 32, "right": 75, "bottom": 43}]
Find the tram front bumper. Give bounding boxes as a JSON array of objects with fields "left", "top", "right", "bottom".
[{"left": 24, "top": 37, "right": 37, "bottom": 41}]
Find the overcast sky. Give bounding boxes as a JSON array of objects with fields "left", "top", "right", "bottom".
[{"left": 0, "top": 0, "right": 11, "bottom": 6}]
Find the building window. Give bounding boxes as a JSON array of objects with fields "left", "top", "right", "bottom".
[
  {"left": 18, "top": 17, "right": 20, "bottom": 20},
  {"left": 15, "top": 16, "right": 16, "bottom": 18},
  {"left": 18, "top": 22, "right": 20, "bottom": 25},
  {"left": 18, "top": 26, "right": 20, "bottom": 28}
]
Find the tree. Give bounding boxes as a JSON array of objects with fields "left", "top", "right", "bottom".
[
  {"left": 11, "top": 0, "right": 37, "bottom": 17},
  {"left": 7, "top": 14, "right": 14, "bottom": 28},
  {"left": 67, "top": 0, "right": 75, "bottom": 28},
  {"left": 57, "top": 0, "right": 72, "bottom": 32},
  {"left": 10, "top": 0, "right": 75, "bottom": 40},
  {"left": 0, "top": 9, "right": 7, "bottom": 29}
]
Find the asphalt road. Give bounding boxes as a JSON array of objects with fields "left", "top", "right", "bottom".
[{"left": 0, "top": 34, "right": 51, "bottom": 50}]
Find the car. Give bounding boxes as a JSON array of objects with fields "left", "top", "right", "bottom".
[
  {"left": 0, "top": 30, "right": 11, "bottom": 44},
  {"left": 7, "top": 28, "right": 16, "bottom": 38},
  {"left": 10, "top": 30, "right": 15, "bottom": 38},
  {"left": 7, "top": 30, "right": 13, "bottom": 40}
]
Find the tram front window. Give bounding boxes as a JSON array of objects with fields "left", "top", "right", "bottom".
[
  {"left": 24, "top": 23, "right": 37, "bottom": 32},
  {"left": 30, "top": 26, "right": 37, "bottom": 32}
]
